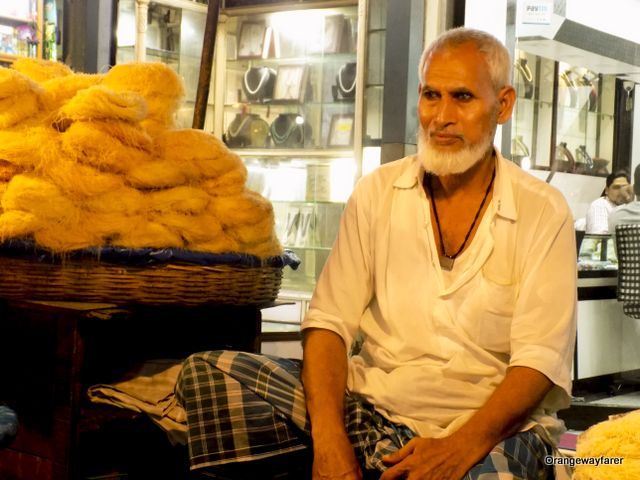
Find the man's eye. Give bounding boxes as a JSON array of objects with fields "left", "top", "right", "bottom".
[
  {"left": 455, "top": 92, "right": 473, "bottom": 101},
  {"left": 422, "top": 90, "right": 438, "bottom": 100}
]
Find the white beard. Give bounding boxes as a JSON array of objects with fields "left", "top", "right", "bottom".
[{"left": 418, "top": 126, "right": 495, "bottom": 176}]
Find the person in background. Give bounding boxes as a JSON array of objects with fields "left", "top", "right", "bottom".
[
  {"left": 608, "top": 165, "right": 640, "bottom": 242},
  {"left": 585, "top": 170, "right": 632, "bottom": 234},
  {"left": 176, "top": 27, "right": 576, "bottom": 480}
]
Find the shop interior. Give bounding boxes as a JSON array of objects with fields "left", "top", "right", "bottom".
[{"left": 1, "top": 0, "right": 640, "bottom": 478}]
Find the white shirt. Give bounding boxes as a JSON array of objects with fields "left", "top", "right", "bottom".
[
  {"left": 585, "top": 196, "right": 616, "bottom": 234},
  {"left": 608, "top": 200, "right": 640, "bottom": 253},
  {"left": 608, "top": 200, "right": 640, "bottom": 235},
  {"left": 302, "top": 152, "right": 577, "bottom": 442}
]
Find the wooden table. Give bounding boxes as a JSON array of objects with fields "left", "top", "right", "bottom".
[{"left": 0, "top": 299, "right": 262, "bottom": 480}]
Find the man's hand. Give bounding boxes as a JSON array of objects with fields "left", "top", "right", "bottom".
[
  {"left": 312, "top": 431, "right": 363, "bottom": 480},
  {"left": 379, "top": 436, "right": 476, "bottom": 480}
]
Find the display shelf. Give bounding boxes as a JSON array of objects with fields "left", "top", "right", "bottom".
[
  {"left": 0, "top": 0, "right": 43, "bottom": 62},
  {"left": 0, "top": 14, "right": 34, "bottom": 25},
  {"left": 215, "top": 2, "right": 363, "bottom": 295},
  {"left": 511, "top": 49, "right": 616, "bottom": 177}
]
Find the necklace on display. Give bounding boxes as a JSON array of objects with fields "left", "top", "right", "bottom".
[
  {"left": 244, "top": 68, "right": 269, "bottom": 96},
  {"left": 425, "top": 168, "right": 495, "bottom": 271},
  {"left": 227, "top": 115, "right": 252, "bottom": 138},
  {"left": 271, "top": 116, "right": 299, "bottom": 143},
  {"left": 338, "top": 64, "right": 356, "bottom": 94}
]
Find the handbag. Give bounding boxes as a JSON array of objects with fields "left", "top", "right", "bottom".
[
  {"left": 224, "top": 113, "right": 270, "bottom": 148},
  {"left": 242, "top": 66, "right": 277, "bottom": 103},
  {"left": 332, "top": 62, "right": 357, "bottom": 101},
  {"left": 269, "top": 113, "right": 312, "bottom": 148}
]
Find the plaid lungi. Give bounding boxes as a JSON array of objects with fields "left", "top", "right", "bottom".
[{"left": 176, "top": 350, "right": 554, "bottom": 479}]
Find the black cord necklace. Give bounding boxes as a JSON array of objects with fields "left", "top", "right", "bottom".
[{"left": 425, "top": 167, "right": 496, "bottom": 271}]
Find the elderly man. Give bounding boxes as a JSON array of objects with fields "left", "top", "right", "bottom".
[{"left": 177, "top": 27, "right": 576, "bottom": 480}]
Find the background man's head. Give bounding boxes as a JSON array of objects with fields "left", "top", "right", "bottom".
[
  {"left": 605, "top": 170, "right": 631, "bottom": 205},
  {"left": 417, "top": 28, "right": 515, "bottom": 176}
]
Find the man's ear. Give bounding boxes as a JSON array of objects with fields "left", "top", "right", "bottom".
[{"left": 496, "top": 85, "right": 516, "bottom": 125}]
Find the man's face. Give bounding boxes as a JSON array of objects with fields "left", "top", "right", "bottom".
[
  {"left": 606, "top": 177, "right": 632, "bottom": 205},
  {"left": 417, "top": 42, "right": 514, "bottom": 176}
]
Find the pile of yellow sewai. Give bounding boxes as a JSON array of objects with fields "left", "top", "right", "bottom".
[
  {"left": 573, "top": 408, "right": 640, "bottom": 479},
  {"left": 0, "top": 58, "right": 281, "bottom": 258}
]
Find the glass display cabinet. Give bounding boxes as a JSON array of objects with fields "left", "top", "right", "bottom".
[
  {"left": 507, "top": 0, "right": 640, "bottom": 228},
  {"left": 511, "top": 51, "right": 616, "bottom": 178},
  {"left": 0, "top": 0, "right": 59, "bottom": 66},
  {"left": 213, "top": 2, "right": 367, "bottom": 295},
  {"left": 115, "top": 0, "right": 207, "bottom": 127},
  {"left": 577, "top": 233, "right": 617, "bottom": 275}
]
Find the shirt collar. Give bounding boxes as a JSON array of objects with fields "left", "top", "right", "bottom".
[
  {"left": 391, "top": 150, "right": 519, "bottom": 222},
  {"left": 392, "top": 155, "right": 422, "bottom": 189}
]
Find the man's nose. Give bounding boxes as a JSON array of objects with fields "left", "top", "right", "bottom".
[{"left": 434, "top": 97, "right": 456, "bottom": 125}]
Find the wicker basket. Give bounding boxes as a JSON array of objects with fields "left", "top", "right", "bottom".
[{"left": 0, "top": 242, "right": 299, "bottom": 306}]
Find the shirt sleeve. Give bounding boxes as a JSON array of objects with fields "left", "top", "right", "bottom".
[
  {"left": 301, "top": 178, "right": 375, "bottom": 351},
  {"left": 509, "top": 198, "right": 577, "bottom": 400}
]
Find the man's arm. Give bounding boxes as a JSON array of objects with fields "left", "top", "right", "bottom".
[
  {"left": 381, "top": 365, "right": 552, "bottom": 480},
  {"left": 302, "top": 328, "right": 362, "bottom": 480}
]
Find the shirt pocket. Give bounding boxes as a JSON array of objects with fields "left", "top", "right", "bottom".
[{"left": 474, "top": 274, "right": 516, "bottom": 353}]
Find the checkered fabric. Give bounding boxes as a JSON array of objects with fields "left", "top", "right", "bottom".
[
  {"left": 615, "top": 224, "right": 640, "bottom": 318},
  {"left": 176, "top": 351, "right": 553, "bottom": 479}
]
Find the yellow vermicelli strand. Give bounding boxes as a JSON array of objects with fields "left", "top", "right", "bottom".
[
  {"left": 61, "top": 122, "right": 153, "bottom": 174},
  {"left": 35, "top": 221, "right": 102, "bottom": 252},
  {"left": 115, "top": 221, "right": 184, "bottom": 249},
  {"left": 44, "top": 159, "right": 126, "bottom": 199},
  {"left": 227, "top": 216, "right": 274, "bottom": 245},
  {"left": 43, "top": 73, "right": 104, "bottom": 110},
  {"left": 2, "top": 175, "right": 79, "bottom": 224},
  {"left": 57, "top": 85, "right": 148, "bottom": 123},
  {"left": 191, "top": 234, "right": 240, "bottom": 255},
  {"left": 157, "top": 129, "right": 245, "bottom": 179},
  {"left": 0, "top": 92, "right": 40, "bottom": 129},
  {"left": 103, "top": 62, "right": 184, "bottom": 102},
  {"left": 79, "top": 211, "right": 147, "bottom": 244},
  {"left": 0, "top": 210, "right": 40, "bottom": 240},
  {"left": 240, "top": 235, "right": 283, "bottom": 258},
  {"left": 0, "top": 62, "right": 281, "bottom": 257},
  {"left": 155, "top": 212, "right": 223, "bottom": 245},
  {"left": 0, "top": 127, "right": 58, "bottom": 170},
  {"left": 125, "top": 159, "right": 199, "bottom": 189},
  {"left": 574, "top": 410, "right": 640, "bottom": 479},
  {"left": 82, "top": 187, "right": 148, "bottom": 216},
  {"left": 0, "top": 160, "right": 25, "bottom": 182},
  {"left": 103, "top": 62, "right": 184, "bottom": 131},
  {"left": 12, "top": 58, "right": 73, "bottom": 83},
  {"left": 0, "top": 66, "right": 44, "bottom": 97},
  {"left": 146, "top": 186, "right": 211, "bottom": 215},
  {"left": 200, "top": 168, "right": 248, "bottom": 197},
  {"left": 209, "top": 189, "right": 274, "bottom": 227}
]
